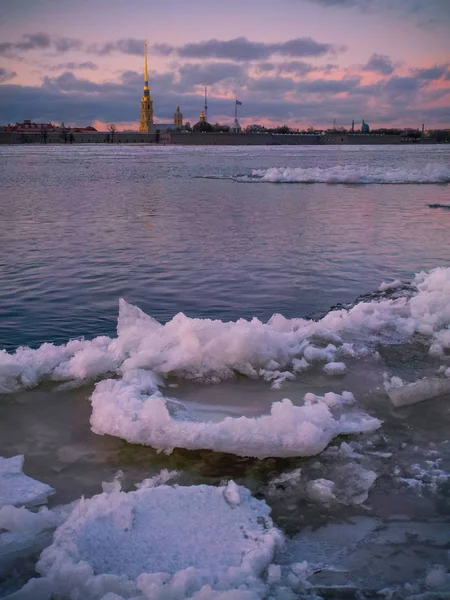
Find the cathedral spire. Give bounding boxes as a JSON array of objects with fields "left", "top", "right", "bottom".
[
  {"left": 144, "top": 40, "right": 149, "bottom": 95},
  {"left": 139, "top": 40, "right": 153, "bottom": 132}
]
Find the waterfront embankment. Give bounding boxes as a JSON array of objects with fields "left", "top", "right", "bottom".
[{"left": 0, "top": 130, "right": 441, "bottom": 145}]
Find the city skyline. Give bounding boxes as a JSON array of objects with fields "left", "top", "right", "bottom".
[{"left": 0, "top": 0, "right": 449, "bottom": 130}]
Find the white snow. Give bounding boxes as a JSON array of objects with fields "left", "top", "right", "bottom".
[
  {"left": 90, "top": 381, "right": 380, "bottom": 458},
  {"left": 35, "top": 481, "right": 283, "bottom": 600},
  {"left": 0, "top": 456, "right": 54, "bottom": 509}
]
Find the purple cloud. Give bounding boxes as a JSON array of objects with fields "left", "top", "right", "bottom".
[
  {"left": 362, "top": 53, "right": 395, "bottom": 76},
  {"left": 0, "top": 68, "right": 17, "bottom": 83},
  {"left": 153, "top": 37, "right": 344, "bottom": 61}
]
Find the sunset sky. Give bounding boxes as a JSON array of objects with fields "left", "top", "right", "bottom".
[{"left": 0, "top": 0, "right": 449, "bottom": 130}]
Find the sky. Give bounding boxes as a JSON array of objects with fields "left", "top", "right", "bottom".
[{"left": 0, "top": 0, "right": 449, "bottom": 130}]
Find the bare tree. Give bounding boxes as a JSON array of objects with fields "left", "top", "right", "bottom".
[{"left": 107, "top": 124, "right": 117, "bottom": 143}]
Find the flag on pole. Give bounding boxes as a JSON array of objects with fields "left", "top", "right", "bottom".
[{"left": 236, "top": 99, "right": 242, "bottom": 106}]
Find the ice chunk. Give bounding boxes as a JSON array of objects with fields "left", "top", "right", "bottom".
[
  {"left": 0, "top": 456, "right": 54, "bottom": 508},
  {"left": 101, "top": 470, "right": 124, "bottom": 494},
  {"left": 292, "top": 357, "right": 309, "bottom": 372},
  {"left": 36, "top": 482, "right": 283, "bottom": 600},
  {"left": 90, "top": 380, "right": 381, "bottom": 458},
  {"left": 0, "top": 505, "right": 70, "bottom": 581},
  {"left": 303, "top": 344, "right": 336, "bottom": 363},
  {"left": 136, "top": 469, "right": 179, "bottom": 489},
  {"left": 331, "top": 462, "right": 377, "bottom": 505},
  {"left": 223, "top": 480, "right": 241, "bottom": 506},
  {"left": 306, "top": 479, "right": 336, "bottom": 504},
  {"left": 269, "top": 468, "right": 302, "bottom": 489},
  {"left": 379, "top": 279, "right": 402, "bottom": 292},
  {"left": 386, "top": 377, "right": 450, "bottom": 407},
  {"left": 0, "top": 506, "right": 60, "bottom": 536},
  {"left": 323, "top": 362, "right": 347, "bottom": 376},
  {"left": 117, "top": 297, "right": 162, "bottom": 338}
]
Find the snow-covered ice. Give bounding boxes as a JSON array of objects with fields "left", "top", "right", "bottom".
[
  {"left": 34, "top": 480, "right": 283, "bottom": 600},
  {"left": 90, "top": 382, "right": 380, "bottom": 458}
]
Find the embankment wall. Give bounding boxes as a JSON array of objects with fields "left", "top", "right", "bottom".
[{"left": 0, "top": 131, "right": 436, "bottom": 145}]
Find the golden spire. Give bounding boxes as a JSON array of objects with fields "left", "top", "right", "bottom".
[
  {"left": 139, "top": 39, "right": 153, "bottom": 132},
  {"left": 143, "top": 40, "right": 149, "bottom": 96}
]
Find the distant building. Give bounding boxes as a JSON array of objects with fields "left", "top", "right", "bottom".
[
  {"left": 71, "top": 125, "right": 97, "bottom": 133},
  {"left": 139, "top": 41, "right": 154, "bottom": 132},
  {"left": 0, "top": 120, "right": 58, "bottom": 132},
  {"left": 149, "top": 123, "right": 180, "bottom": 132},
  {"left": 193, "top": 109, "right": 213, "bottom": 132},
  {"left": 0, "top": 121, "right": 96, "bottom": 133},
  {"left": 246, "top": 124, "right": 266, "bottom": 133},
  {"left": 361, "top": 119, "right": 370, "bottom": 134},
  {"left": 173, "top": 105, "right": 183, "bottom": 128}
]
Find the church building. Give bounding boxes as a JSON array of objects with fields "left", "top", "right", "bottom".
[{"left": 139, "top": 42, "right": 184, "bottom": 132}]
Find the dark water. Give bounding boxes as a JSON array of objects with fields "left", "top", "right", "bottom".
[{"left": 1, "top": 144, "right": 449, "bottom": 351}]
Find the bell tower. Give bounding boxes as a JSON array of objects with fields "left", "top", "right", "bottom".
[
  {"left": 139, "top": 41, "right": 153, "bottom": 132},
  {"left": 174, "top": 105, "right": 183, "bottom": 128}
]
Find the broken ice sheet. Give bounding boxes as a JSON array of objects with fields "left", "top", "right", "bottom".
[{"left": 0, "top": 456, "right": 54, "bottom": 508}]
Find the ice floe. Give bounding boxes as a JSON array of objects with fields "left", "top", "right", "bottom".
[
  {"left": 385, "top": 376, "right": 450, "bottom": 407},
  {"left": 33, "top": 480, "right": 283, "bottom": 600},
  {"left": 90, "top": 381, "right": 380, "bottom": 458}
]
